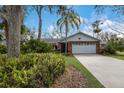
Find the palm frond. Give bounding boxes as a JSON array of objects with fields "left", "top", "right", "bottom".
[
  {"left": 57, "top": 6, "right": 81, "bottom": 36},
  {"left": 57, "top": 16, "right": 66, "bottom": 26},
  {"left": 69, "top": 19, "right": 75, "bottom": 29},
  {"left": 60, "top": 22, "right": 65, "bottom": 33}
]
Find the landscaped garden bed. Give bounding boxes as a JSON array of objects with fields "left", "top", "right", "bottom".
[
  {"left": 0, "top": 39, "right": 104, "bottom": 88},
  {"left": 0, "top": 53, "right": 65, "bottom": 88},
  {"left": 51, "top": 66, "right": 88, "bottom": 88},
  {"left": 0, "top": 53, "right": 104, "bottom": 88}
]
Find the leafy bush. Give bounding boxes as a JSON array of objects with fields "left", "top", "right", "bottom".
[
  {"left": 0, "top": 45, "right": 7, "bottom": 54},
  {"left": 101, "top": 41, "right": 116, "bottom": 55},
  {"left": 0, "top": 53, "right": 65, "bottom": 87},
  {"left": 104, "top": 46, "right": 116, "bottom": 55},
  {"left": 115, "top": 39, "right": 124, "bottom": 52},
  {"left": 21, "top": 39, "right": 53, "bottom": 54},
  {"left": 100, "top": 33, "right": 124, "bottom": 54}
]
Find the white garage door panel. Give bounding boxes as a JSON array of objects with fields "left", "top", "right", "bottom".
[{"left": 72, "top": 43, "right": 96, "bottom": 54}]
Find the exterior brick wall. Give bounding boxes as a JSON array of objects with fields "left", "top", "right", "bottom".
[
  {"left": 67, "top": 42, "right": 72, "bottom": 54},
  {"left": 96, "top": 42, "right": 100, "bottom": 54}
]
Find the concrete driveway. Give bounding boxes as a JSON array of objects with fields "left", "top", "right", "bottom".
[{"left": 74, "top": 54, "right": 124, "bottom": 88}]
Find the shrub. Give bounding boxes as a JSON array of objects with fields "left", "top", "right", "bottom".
[
  {"left": 101, "top": 41, "right": 116, "bottom": 55},
  {"left": 115, "top": 42, "right": 124, "bottom": 52},
  {"left": 21, "top": 39, "right": 53, "bottom": 54},
  {"left": 0, "top": 53, "right": 65, "bottom": 87},
  {"left": 35, "top": 53, "right": 65, "bottom": 87},
  {"left": 0, "top": 45, "right": 7, "bottom": 54}
]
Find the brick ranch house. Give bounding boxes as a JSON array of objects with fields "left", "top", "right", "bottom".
[{"left": 44, "top": 32, "right": 100, "bottom": 54}]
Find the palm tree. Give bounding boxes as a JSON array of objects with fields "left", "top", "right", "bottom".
[
  {"left": 57, "top": 7, "right": 81, "bottom": 53},
  {"left": 0, "top": 5, "right": 23, "bottom": 57},
  {"left": 33, "top": 5, "right": 54, "bottom": 40}
]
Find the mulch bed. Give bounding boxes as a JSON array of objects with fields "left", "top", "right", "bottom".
[{"left": 51, "top": 66, "right": 88, "bottom": 88}]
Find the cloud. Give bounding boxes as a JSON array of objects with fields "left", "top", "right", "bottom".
[
  {"left": 100, "top": 19, "right": 124, "bottom": 37},
  {"left": 46, "top": 25, "right": 62, "bottom": 38},
  {"left": 45, "top": 15, "right": 124, "bottom": 38},
  {"left": 99, "top": 19, "right": 114, "bottom": 33},
  {"left": 80, "top": 16, "right": 124, "bottom": 38},
  {"left": 47, "top": 25, "right": 54, "bottom": 32},
  {"left": 90, "top": 13, "right": 108, "bottom": 23},
  {"left": 79, "top": 16, "right": 85, "bottom": 24},
  {"left": 83, "top": 30, "right": 94, "bottom": 37}
]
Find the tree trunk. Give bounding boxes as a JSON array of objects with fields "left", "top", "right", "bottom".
[
  {"left": 65, "top": 20, "right": 68, "bottom": 53},
  {"left": 37, "top": 14, "right": 42, "bottom": 40},
  {"left": 7, "top": 6, "right": 22, "bottom": 58}
]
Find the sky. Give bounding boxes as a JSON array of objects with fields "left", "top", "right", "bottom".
[{"left": 24, "top": 5, "right": 124, "bottom": 38}]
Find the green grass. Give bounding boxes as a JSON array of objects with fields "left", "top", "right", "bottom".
[
  {"left": 65, "top": 55, "right": 104, "bottom": 88},
  {"left": 116, "top": 51, "right": 124, "bottom": 55},
  {"left": 111, "top": 55, "right": 124, "bottom": 60}
]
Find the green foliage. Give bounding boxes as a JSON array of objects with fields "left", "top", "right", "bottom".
[
  {"left": 101, "top": 36, "right": 124, "bottom": 55},
  {"left": 0, "top": 53, "right": 65, "bottom": 87},
  {"left": 35, "top": 53, "right": 65, "bottom": 87},
  {"left": 0, "top": 34, "right": 3, "bottom": 42},
  {"left": 21, "top": 39, "right": 53, "bottom": 54},
  {"left": 0, "top": 22, "right": 5, "bottom": 30},
  {"left": 101, "top": 40, "right": 116, "bottom": 55},
  {"left": 0, "top": 45, "right": 7, "bottom": 54},
  {"left": 114, "top": 38, "right": 124, "bottom": 52},
  {"left": 111, "top": 55, "right": 124, "bottom": 60},
  {"left": 57, "top": 8, "right": 81, "bottom": 34},
  {"left": 103, "top": 42, "right": 116, "bottom": 55},
  {"left": 21, "top": 25, "right": 29, "bottom": 35}
]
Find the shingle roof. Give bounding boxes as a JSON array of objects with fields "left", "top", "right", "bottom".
[
  {"left": 42, "top": 32, "right": 100, "bottom": 43},
  {"left": 41, "top": 38, "right": 61, "bottom": 43},
  {"left": 60, "top": 31, "right": 100, "bottom": 42}
]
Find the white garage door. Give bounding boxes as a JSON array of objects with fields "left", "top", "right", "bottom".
[{"left": 72, "top": 42, "right": 96, "bottom": 54}]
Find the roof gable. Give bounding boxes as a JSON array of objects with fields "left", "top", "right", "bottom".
[{"left": 61, "top": 32, "right": 99, "bottom": 42}]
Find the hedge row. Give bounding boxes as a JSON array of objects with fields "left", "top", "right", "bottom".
[{"left": 0, "top": 53, "right": 65, "bottom": 88}]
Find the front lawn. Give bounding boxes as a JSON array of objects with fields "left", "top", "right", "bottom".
[
  {"left": 116, "top": 51, "right": 124, "bottom": 55},
  {"left": 65, "top": 55, "right": 104, "bottom": 88},
  {"left": 110, "top": 51, "right": 124, "bottom": 60},
  {"left": 111, "top": 55, "right": 124, "bottom": 60}
]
